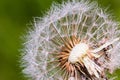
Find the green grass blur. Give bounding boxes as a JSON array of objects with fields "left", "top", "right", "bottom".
[{"left": 0, "top": 0, "right": 120, "bottom": 80}]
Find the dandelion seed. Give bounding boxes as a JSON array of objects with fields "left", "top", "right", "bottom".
[{"left": 21, "top": 0, "right": 120, "bottom": 80}]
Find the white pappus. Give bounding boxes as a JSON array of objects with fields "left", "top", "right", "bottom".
[{"left": 21, "top": 0, "right": 120, "bottom": 80}]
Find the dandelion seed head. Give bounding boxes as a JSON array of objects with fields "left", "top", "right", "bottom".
[{"left": 21, "top": 0, "right": 120, "bottom": 80}]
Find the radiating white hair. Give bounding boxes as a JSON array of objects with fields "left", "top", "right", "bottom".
[{"left": 21, "top": 0, "right": 120, "bottom": 80}]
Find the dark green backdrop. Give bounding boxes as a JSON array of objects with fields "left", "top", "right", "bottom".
[{"left": 0, "top": 0, "right": 120, "bottom": 80}]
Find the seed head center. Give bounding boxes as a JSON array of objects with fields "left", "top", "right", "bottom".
[{"left": 68, "top": 43, "right": 89, "bottom": 63}]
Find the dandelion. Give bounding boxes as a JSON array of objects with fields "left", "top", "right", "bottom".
[{"left": 21, "top": 0, "right": 120, "bottom": 80}]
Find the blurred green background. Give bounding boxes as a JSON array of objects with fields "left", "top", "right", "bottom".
[{"left": 0, "top": 0, "right": 120, "bottom": 80}]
